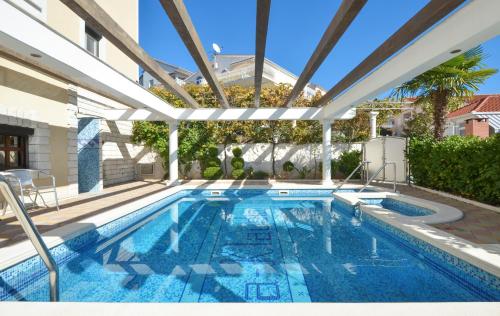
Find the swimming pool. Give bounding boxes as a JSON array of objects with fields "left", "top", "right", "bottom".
[{"left": 0, "top": 189, "right": 499, "bottom": 302}]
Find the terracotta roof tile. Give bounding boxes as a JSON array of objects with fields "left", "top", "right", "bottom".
[{"left": 447, "top": 95, "right": 500, "bottom": 118}]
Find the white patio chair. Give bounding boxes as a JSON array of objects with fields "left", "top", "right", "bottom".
[
  {"left": 5, "top": 169, "right": 60, "bottom": 212},
  {"left": 0, "top": 171, "right": 24, "bottom": 216}
]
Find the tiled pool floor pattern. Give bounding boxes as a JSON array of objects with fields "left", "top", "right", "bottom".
[{"left": 8, "top": 196, "right": 493, "bottom": 302}]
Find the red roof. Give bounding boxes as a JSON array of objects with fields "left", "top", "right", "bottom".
[{"left": 448, "top": 95, "right": 500, "bottom": 118}]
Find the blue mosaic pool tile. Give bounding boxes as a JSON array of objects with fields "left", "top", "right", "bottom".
[
  {"left": 361, "top": 198, "right": 434, "bottom": 217},
  {"left": 0, "top": 190, "right": 189, "bottom": 301},
  {"left": 2, "top": 189, "right": 499, "bottom": 302},
  {"left": 360, "top": 198, "right": 384, "bottom": 205},
  {"left": 334, "top": 199, "right": 500, "bottom": 299},
  {"left": 381, "top": 199, "right": 434, "bottom": 216}
]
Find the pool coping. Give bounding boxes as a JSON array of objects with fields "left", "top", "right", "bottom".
[
  {"left": 334, "top": 192, "right": 500, "bottom": 279},
  {"left": 334, "top": 192, "right": 464, "bottom": 224},
  {"left": 0, "top": 301, "right": 499, "bottom": 316},
  {"left": 1, "top": 301, "right": 500, "bottom": 315}
]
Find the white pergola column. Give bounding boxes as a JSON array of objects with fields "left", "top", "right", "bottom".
[
  {"left": 369, "top": 111, "right": 379, "bottom": 139},
  {"left": 169, "top": 121, "right": 179, "bottom": 185},
  {"left": 322, "top": 120, "right": 333, "bottom": 185}
]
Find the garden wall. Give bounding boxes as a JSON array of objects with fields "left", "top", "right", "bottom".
[{"left": 185, "top": 143, "right": 362, "bottom": 179}]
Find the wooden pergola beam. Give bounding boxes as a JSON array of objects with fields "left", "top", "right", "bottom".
[
  {"left": 160, "top": 0, "right": 230, "bottom": 108},
  {"left": 60, "top": 0, "right": 200, "bottom": 108},
  {"left": 254, "top": 0, "right": 271, "bottom": 108},
  {"left": 283, "top": 0, "right": 366, "bottom": 108},
  {"left": 313, "top": 0, "right": 465, "bottom": 107}
]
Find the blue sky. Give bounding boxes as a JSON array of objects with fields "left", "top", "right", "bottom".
[{"left": 139, "top": 0, "right": 500, "bottom": 95}]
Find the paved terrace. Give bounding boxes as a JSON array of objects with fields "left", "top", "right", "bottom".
[{"left": 0, "top": 180, "right": 498, "bottom": 249}]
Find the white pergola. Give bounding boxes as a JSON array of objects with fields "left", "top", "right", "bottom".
[{"left": 1, "top": 0, "right": 499, "bottom": 185}]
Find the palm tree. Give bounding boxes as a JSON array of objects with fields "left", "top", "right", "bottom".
[{"left": 392, "top": 46, "right": 497, "bottom": 139}]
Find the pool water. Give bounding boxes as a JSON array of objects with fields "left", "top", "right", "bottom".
[
  {"left": 1, "top": 190, "right": 498, "bottom": 302},
  {"left": 361, "top": 198, "right": 435, "bottom": 217}
]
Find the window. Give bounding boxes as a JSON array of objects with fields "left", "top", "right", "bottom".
[
  {"left": 148, "top": 79, "right": 154, "bottom": 88},
  {"left": 458, "top": 122, "right": 465, "bottom": 136},
  {"left": 0, "top": 135, "right": 28, "bottom": 171},
  {"left": 85, "top": 25, "right": 102, "bottom": 57}
]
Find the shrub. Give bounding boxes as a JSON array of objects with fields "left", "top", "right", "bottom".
[
  {"left": 203, "top": 166, "right": 223, "bottom": 180},
  {"left": 250, "top": 170, "right": 269, "bottom": 180},
  {"left": 202, "top": 146, "right": 222, "bottom": 180},
  {"left": 207, "top": 158, "right": 222, "bottom": 167},
  {"left": 231, "top": 168, "right": 246, "bottom": 180},
  {"left": 231, "top": 147, "right": 246, "bottom": 179},
  {"left": 208, "top": 146, "right": 219, "bottom": 157},
  {"left": 338, "top": 150, "right": 362, "bottom": 178},
  {"left": 282, "top": 161, "right": 295, "bottom": 173},
  {"left": 231, "top": 157, "right": 244, "bottom": 169},
  {"left": 297, "top": 166, "right": 312, "bottom": 179},
  {"left": 408, "top": 135, "right": 500, "bottom": 205},
  {"left": 232, "top": 147, "right": 243, "bottom": 158},
  {"left": 245, "top": 166, "right": 254, "bottom": 177}
]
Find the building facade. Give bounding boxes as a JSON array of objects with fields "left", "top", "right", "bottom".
[
  {"left": 0, "top": 0, "right": 162, "bottom": 204},
  {"left": 141, "top": 54, "right": 325, "bottom": 99},
  {"left": 445, "top": 95, "right": 500, "bottom": 138}
]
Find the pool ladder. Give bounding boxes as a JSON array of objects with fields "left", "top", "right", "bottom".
[
  {"left": 0, "top": 174, "right": 59, "bottom": 301},
  {"left": 334, "top": 160, "right": 370, "bottom": 192},
  {"left": 359, "top": 162, "right": 397, "bottom": 193},
  {"left": 334, "top": 161, "right": 397, "bottom": 193}
]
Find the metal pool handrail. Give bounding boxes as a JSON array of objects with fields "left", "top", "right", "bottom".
[
  {"left": 334, "top": 160, "right": 370, "bottom": 192},
  {"left": 0, "top": 174, "right": 59, "bottom": 301},
  {"left": 359, "top": 162, "right": 397, "bottom": 193}
]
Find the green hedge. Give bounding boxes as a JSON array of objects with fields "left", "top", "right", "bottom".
[{"left": 408, "top": 135, "right": 500, "bottom": 205}]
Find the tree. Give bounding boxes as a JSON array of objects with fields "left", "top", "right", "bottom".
[{"left": 392, "top": 46, "right": 497, "bottom": 139}]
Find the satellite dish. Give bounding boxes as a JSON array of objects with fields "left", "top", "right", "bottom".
[{"left": 212, "top": 43, "right": 222, "bottom": 54}]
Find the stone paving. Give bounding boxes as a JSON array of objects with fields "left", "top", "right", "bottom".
[
  {"left": 0, "top": 180, "right": 167, "bottom": 247},
  {"left": 0, "top": 180, "right": 498, "bottom": 249}
]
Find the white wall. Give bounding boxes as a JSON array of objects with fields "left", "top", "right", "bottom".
[{"left": 185, "top": 143, "right": 362, "bottom": 179}]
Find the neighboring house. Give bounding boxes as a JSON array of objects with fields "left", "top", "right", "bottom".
[
  {"left": 142, "top": 54, "right": 325, "bottom": 99},
  {"left": 0, "top": 0, "right": 161, "bottom": 203},
  {"left": 445, "top": 94, "right": 500, "bottom": 138},
  {"left": 139, "top": 60, "right": 193, "bottom": 88},
  {"left": 380, "top": 108, "right": 421, "bottom": 137},
  {"left": 376, "top": 98, "right": 419, "bottom": 136},
  {"left": 379, "top": 95, "right": 500, "bottom": 137}
]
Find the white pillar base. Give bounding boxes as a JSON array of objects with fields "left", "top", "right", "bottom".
[
  {"left": 167, "top": 179, "right": 180, "bottom": 186},
  {"left": 322, "top": 179, "right": 334, "bottom": 186}
]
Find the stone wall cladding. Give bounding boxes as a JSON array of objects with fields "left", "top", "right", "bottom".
[{"left": 77, "top": 98, "right": 162, "bottom": 187}]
